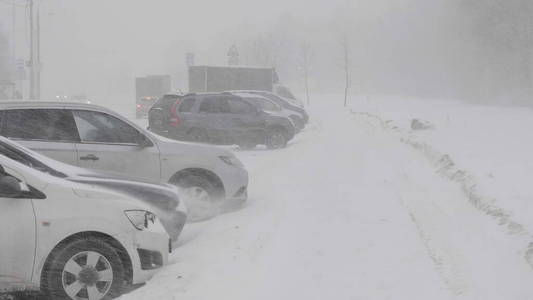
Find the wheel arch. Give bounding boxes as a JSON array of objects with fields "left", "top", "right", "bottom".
[
  {"left": 169, "top": 168, "right": 225, "bottom": 198},
  {"left": 39, "top": 231, "right": 134, "bottom": 289},
  {"left": 266, "top": 124, "right": 289, "bottom": 136}
]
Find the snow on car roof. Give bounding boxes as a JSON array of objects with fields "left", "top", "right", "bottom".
[
  {"left": 0, "top": 100, "right": 111, "bottom": 111},
  {"left": 230, "top": 92, "right": 269, "bottom": 99}
]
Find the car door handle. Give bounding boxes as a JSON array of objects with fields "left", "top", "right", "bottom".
[{"left": 80, "top": 154, "right": 99, "bottom": 161}]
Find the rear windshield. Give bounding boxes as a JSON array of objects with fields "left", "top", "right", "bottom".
[{"left": 154, "top": 95, "right": 181, "bottom": 110}]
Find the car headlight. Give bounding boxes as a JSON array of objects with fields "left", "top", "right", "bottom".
[
  {"left": 124, "top": 210, "right": 157, "bottom": 230},
  {"left": 219, "top": 155, "right": 244, "bottom": 167}
]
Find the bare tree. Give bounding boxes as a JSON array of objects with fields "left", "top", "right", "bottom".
[
  {"left": 0, "top": 29, "right": 11, "bottom": 81},
  {"left": 298, "top": 41, "right": 313, "bottom": 106},
  {"left": 340, "top": 34, "right": 351, "bottom": 107},
  {"left": 0, "top": 28, "right": 13, "bottom": 99}
]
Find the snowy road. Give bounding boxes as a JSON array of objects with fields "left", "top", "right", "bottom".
[{"left": 124, "top": 104, "right": 533, "bottom": 300}]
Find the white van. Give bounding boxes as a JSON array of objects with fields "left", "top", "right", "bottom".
[{"left": 0, "top": 152, "right": 169, "bottom": 299}]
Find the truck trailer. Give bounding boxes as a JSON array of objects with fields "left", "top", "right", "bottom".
[
  {"left": 188, "top": 65, "right": 302, "bottom": 107},
  {"left": 135, "top": 75, "right": 172, "bottom": 118}
]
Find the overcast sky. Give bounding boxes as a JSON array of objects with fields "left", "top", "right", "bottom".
[
  {"left": 1, "top": 0, "right": 350, "bottom": 98},
  {"left": 1, "top": 0, "right": 531, "bottom": 105}
]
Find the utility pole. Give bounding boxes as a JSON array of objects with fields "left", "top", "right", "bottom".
[
  {"left": 11, "top": 1, "right": 16, "bottom": 58},
  {"left": 28, "top": 0, "right": 34, "bottom": 99},
  {"left": 11, "top": 0, "right": 17, "bottom": 98},
  {"left": 36, "top": 1, "right": 40, "bottom": 99}
]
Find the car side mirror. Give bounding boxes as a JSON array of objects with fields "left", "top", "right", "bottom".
[
  {"left": 136, "top": 134, "right": 153, "bottom": 148},
  {"left": 0, "top": 175, "right": 23, "bottom": 198}
]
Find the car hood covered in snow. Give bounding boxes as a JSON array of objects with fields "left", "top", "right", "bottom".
[{"left": 0, "top": 136, "right": 182, "bottom": 212}]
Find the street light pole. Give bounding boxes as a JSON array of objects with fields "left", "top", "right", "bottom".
[
  {"left": 11, "top": 0, "right": 16, "bottom": 59},
  {"left": 28, "top": 0, "right": 34, "bottom": 99},
  {"left": 36, "top": 1, "right": 40, "bottom": 99}
]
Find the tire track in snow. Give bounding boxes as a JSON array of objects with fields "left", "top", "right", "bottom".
[
  {"left": 394, "top": 179, "right": 471, "bottom": 297},
  {"left": 353, "top": 110, "right": 533, "bottom": 270},
  {"left": 352, "top": 111, "right": 533, "bottom": 300}
]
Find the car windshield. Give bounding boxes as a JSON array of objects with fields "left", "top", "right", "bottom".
[
  {"left": 0, "top": 140, "right": 67, "bottom": 178},
  {"left": 258, "top": 93, "right": 288, "bottom": 105},
  {"left": 276, "top": 86, "right": 295, "bottom": 100}
]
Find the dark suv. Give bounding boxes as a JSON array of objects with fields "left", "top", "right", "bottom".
[
  {"left": 149, "top": 93, "right": 296, "bottom": 149},
  {"left": 148, "top": 94, "right": 182, "bottom": 133},
  {"left": 227, "top": 90, "right": 309, "bottom": 128}
]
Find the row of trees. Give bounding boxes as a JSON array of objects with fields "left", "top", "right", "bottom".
[{"left": 215, "top": 0, "right": 533, "bottom": 106}]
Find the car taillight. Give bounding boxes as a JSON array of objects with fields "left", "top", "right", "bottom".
[
  {"left": 136, "top": 104, "right": 142, "bottom": 109},
  {"left": 169, "top": 100, "right": 181, "bottom": 127}
]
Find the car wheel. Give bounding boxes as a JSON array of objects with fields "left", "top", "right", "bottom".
[
  {"left": 266, "top": 129, "right": 288, "bottom": 149},
  {"left": 188, "top": 128, "right": 208, "bottom": 143},
  {"left": 175, "top": 175, "right": 220, "bottom": 221},
  {"left": 44, "top": 237, "right": 125, "bottom": 300}
]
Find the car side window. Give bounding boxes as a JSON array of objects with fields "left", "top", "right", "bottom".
[
  {"left": 199, "top": 97, "right": 229, "bottom": 114},
  {"left": 2, "top": 109, "right": 80, "bottom": 142},
  {"left": 228, "top": 98, "right": 256, "bottom": 114},
  {"left": 73, "top": 110, "right": 141, "bottom": 144},
  {"left": 248, "top": 97, "right": 280, "bottom": 112},
  {"left": 178, "top": 97, "right": 196, "bottom": 113}
]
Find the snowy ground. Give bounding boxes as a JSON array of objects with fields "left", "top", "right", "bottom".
[{"left": 122, "top": 96, "right": 533, "bottom": 300}]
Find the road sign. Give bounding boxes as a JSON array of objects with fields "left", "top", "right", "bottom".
[{"left": 15, "top": 58, "right": 26, "bottom": 80}]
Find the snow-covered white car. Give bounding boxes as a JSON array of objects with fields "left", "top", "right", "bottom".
[
  {"left": 0, "top": 136, "right": 187, "bottom": 241},
  {"left": 0, "top": 146, "right": 170, "bottom": 299},
  {"left": 0, "top": 101, "right": 249, "bottom": 219}
]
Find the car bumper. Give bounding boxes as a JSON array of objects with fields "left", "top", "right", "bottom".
[
  {"left": 130, "top": 221, "right": 169, "bottom": 285},
  {"left": 215, "top": 164, "right": 249, "bottom": 203}
]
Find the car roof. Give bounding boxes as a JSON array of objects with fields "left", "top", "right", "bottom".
[
  {"left": 184, "top": 92, "right": 224, "bottom": 97},
  {"left": 0, "top": 100, "right": 114, "bottom": 112},
  {"left": 227, "top": 90, "right": 273, "bottom": 95},
  {"left": 230, "top": 92, "right": 269, "bottom": 99}
]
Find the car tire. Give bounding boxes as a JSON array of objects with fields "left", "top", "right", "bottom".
[
  {"left": 266, "top": 128, "right": 288, "bottom": 149},
  {"left": 188, "top": 128, "right": 208, "bottom": 143},
  {"left": 175, "top": 175, "right": 220, "bottom": 221},
  {"left": 44, "top": 237, "right": 125, "bottom": 300}
]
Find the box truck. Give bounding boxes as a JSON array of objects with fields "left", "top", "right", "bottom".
[{"left": 188, "top": 66, "right": 302, "bottom": 107}]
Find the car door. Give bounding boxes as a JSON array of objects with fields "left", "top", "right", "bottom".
[
  {"left": 0, "top": 166, "right": 36, "bottom": 290},
  {"left": 227, "top": 97, "right": 265, "bottom": 140},
  {"left": 197, "top": 96, "right": 232, "bottom": 143},
  {"left": 0, "top": 109, "right": 80, "bottom": 165},
  {"left": 71, "top": 109, "right": 161, "bottom": 181}
]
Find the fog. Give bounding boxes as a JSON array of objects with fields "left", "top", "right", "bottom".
[
  {"left": 3, "top": 2, "right": 533, "bottom": 299},
  {"left": 1, "top": 0, "right": 532, "bottom": 103}
]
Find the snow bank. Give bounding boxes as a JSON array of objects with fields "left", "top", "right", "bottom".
[
  {"left": 348, "top": 95, "right": 533, "bottom": 263},
  {"left": 120, "top": 96, "right": 533, "bottom": 300}
]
